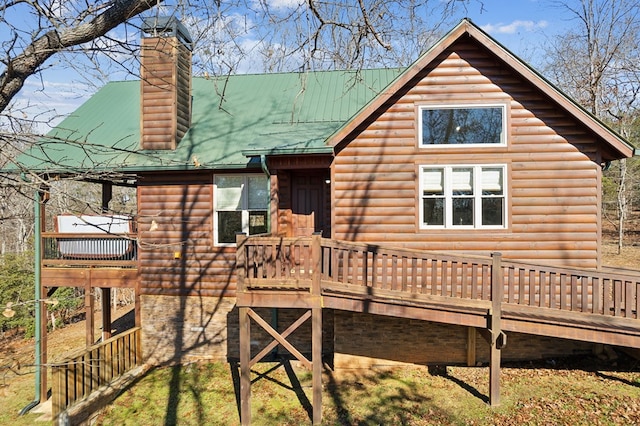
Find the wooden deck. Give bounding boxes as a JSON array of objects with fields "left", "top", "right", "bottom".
[
  {"left": 38, "top": 232, "right": 141, "bottom": 405},
  {"left": 235, "top": 234, "right": 640, "bottom": 425},
  {"left": 41, "top": 232, "right": 138, "bottom": 288}
]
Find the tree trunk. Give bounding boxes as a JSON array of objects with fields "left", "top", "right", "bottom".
[{"left": 617, "top": 158, "right": 627, "bottom": 254}]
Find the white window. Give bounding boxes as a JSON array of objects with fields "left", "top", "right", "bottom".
[
  {"left": 419, "top": 104, "right": 506, "bottom": 147},
  {"left": 214, "top": 174, "right": 269, "bottom": 245},
  {"left": 420, "top": 165, "right": 506, "bottom": 229}
]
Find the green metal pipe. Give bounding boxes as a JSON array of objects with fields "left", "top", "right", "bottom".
[{"left": 19, "top": 188, "right": 42, "bottom": 415}]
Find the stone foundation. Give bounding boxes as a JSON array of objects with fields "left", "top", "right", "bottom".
[
  {"left": 140, "top": 294, "right": 236, "bottom": 365},
  {"left": 140, "top": 295, "right": 334, "bottom": 365},
  {"left": 140, "top": 297, "right": 595, "bottom": 367}
]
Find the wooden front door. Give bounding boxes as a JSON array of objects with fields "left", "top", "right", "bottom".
[{"left": 291, "top": 173, "right": 327, "bottom": 237}]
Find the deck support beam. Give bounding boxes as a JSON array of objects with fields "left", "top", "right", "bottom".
[
  {"left": 85, "top": 279, "right": 94, "bottom": 347},
  {"left": 102, "top": 288, "right": 112, "bottom": 341},
  {"left": 489, "top": 252, "right": 504, "bottom": 407},
  {"left": 239, "top": 307, "right": 251, "bottom": 426},
  {"left": 238, "top": 307, "right": 323, "bottom": 425},
  {"left": 310, "top": 233, "right": 323, "bottom": 425},
  {"left": 39, "top": 283, "right": 48, "bottom": 403},
  {"left": 312, "top": 307, "right": 323, "bottom": 425},
  {"left": 238, "top": 233, "right": 324, "bottom": 425}
]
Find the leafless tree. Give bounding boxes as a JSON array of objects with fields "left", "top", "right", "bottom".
[
  {"left": 0, "top": 0, "right": 163, "bottom": 113},
  {"left": 543, "top": 0, "right": 640, "bottom": 253},
  {"left": 0, "top": 0, "right": 479, "bottom": 253}
]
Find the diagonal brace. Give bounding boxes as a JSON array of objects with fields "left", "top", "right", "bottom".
[{"left": 247, "top": 309, "right": 312, "bottom": 369}]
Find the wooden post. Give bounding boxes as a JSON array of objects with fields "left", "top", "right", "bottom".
[
  {"left": 85, "top": 278, "right": 94, "bottom": 347},
  {"left": 489, "top": 252, "right": 503, "bottom": 407},
  {"left": 311, "top": 233, "right": 323, "bottom": 424},
  {"left": 38, "top": 194, "right": 48, "bottom": 404},
  {"left": 102, "top": 288, "right": 112, "bottom": 341},
  {"left": 40, "top": 283, "right": 48, "bottom": 403},
  {"left": 237, "top": 234, "right": 251, "bottom": 425},
  {"left": 312, "top": 307, "right": 323, "bottom": 425},
  {"left": 239, "top": 307, "right": 251, "bottom": 425},
  {"left": 311, "top": 233, "right": 322, "bottom": 296},
  {"left": 466, "top": 327, "right": 476, "bottom": 367}
]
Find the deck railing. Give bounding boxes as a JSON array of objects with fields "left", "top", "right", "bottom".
[
  {"left": 42, "top": 232, "right": 138, "bottom": 268},
  {"left": 237, "top": 235, "right": 640, "bottom": 320},
  {"left": 51, "top": 327, "right": 141, "bottom": 419},
  {"left": 501, "top": 259, "right": 640, "bottom": 318}
]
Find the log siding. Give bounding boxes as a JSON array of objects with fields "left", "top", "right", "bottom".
[
  {"left": 333, "top": 39, "right": 603, "bottom": 268},
  {"left": 137, "top": 172, "right": 236, "bottom": 296},
  {"left": 140, "top": 36, "right": 191, "bottom": 150}
]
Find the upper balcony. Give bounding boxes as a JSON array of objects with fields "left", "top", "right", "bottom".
[{"left": 41, "top": 215, "right": 138, "bottom": 289}]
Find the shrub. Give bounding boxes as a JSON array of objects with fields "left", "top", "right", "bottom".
[{"left": 0, "top": 252, "right": 35, "bottom": 338}]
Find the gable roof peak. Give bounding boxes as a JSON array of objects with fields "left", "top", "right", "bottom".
[{"left": 327, "top": 17, "right": 634, "bottom": 161}]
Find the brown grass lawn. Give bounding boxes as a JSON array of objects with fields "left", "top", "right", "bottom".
[{"left": 1, "top": 240, "right": 640, "bottom": 425}]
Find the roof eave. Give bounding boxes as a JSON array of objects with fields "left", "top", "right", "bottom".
[
  {"left": 242, "top": 146, "right": 335, "bottom": 157},
  {"left": 463, "top": 23, "right": 634, "bottom": 160}
]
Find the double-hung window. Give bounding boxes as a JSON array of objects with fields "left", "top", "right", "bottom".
[
  {"left": 420, "top": 165, "right": 506, "bottom": 229},
  {"left": 214, "top": 175, "right": 269, "bottom": 245}
]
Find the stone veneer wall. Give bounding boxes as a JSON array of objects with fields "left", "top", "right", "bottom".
[
  {"left": 140, "top": 295, "right": 334, "bottom": 365},
  {"left": 140, "top": 295, "right": 236, "bottom": 364}
]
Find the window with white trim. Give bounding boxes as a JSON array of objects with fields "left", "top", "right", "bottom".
[
  {"left": 420, "top": 165, "right": 506, "bottom": 229},
  {"left": 419, "top": 105, "right": 506, "bottom": 146},
  {"left": 214, "top": 174, "right": 269, "bottom": 245}
]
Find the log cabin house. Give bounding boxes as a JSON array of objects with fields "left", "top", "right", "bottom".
[{"left": 7, "top": 16, "right": 640, "bottom": 422}]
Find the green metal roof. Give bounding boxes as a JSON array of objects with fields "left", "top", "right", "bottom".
[{"left": 10, "top": 69, "right": 403, "bottom": 174}]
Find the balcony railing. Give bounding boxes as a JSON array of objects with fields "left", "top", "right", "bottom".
[{"left": 42, "top": 232, "right": 137, "bottom": 268}]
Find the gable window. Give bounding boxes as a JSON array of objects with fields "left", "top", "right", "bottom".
[
  {"left": 420, "top": 165, "right": 506, "bottom": 229},
  {"left": 214, "top": 174, "right": 269, "bottom": 245},
  {"left": 419, "top": 105, "right": 506, "bottom": 146}
]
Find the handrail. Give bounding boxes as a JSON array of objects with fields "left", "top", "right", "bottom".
[
  {"left": 237, "top": 235, "right": 640, "bottom": 321},
  {"left": 42, "top": 232, "right": 138, "bottom": 268},
  {"left": 42, "top": 232, "right": 137, "bottom": 238},
  {"left": 51, "top": 327, "right": 141, "bottom": 419}
]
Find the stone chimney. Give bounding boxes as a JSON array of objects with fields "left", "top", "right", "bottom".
[{"left": 140, "top": 17, "right": 192, "bottom": 150}]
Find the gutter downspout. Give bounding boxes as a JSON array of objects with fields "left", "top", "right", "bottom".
[
  {"left": 260, "top": 155, "right": 279, "bottom": 359},
  {"left": 19, "top": 187, "right": 42, "bottom": 415},
  {"left": 259, "top": 155, "right": 271, "bottom": 231}
]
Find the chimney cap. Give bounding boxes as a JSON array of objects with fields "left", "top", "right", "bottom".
[{"left": 142, "top": 16, "right": 192, "bottom": 50}]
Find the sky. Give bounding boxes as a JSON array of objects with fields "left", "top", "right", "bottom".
[
  {"left": 10, "top": 0, "right": 575, "bottom": 130},
  {"left": 467, "top": 0, "right": 570, "bottom": 60}
]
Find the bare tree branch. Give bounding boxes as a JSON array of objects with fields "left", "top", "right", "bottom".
[{"left": 0, "top": 0, "right": 163, "bottom": 112}]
